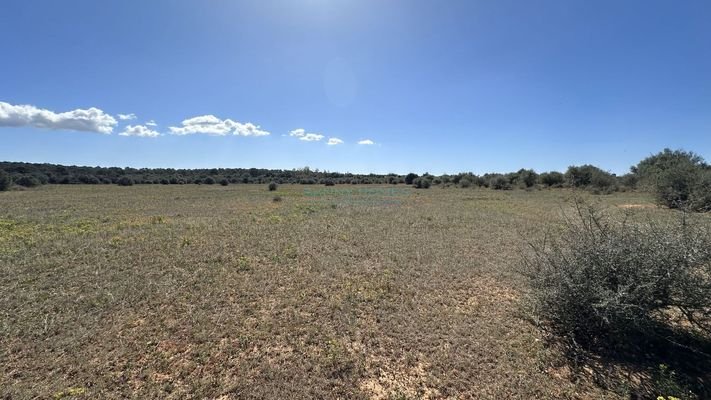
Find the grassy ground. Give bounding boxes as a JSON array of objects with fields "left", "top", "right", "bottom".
[{"left": 0, "top": 185, "right": 666, "bottom": 399}]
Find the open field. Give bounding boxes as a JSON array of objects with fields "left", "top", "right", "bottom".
[{"left": 0, "top": 185, "right": 694, "bottom": 399}]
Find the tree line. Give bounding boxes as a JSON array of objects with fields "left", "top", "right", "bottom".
[{"left": 1, "top": 148, "right": 709, "bottom": 211}]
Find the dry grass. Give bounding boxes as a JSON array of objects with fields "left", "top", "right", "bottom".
[{"left": 0, "top": 185, "right": 664, "bottom": 398}]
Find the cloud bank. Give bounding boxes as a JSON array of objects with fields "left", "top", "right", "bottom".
[
  {"left": 119, "top": 125, "right": 160, "bottom": 137},
  {"left": 169, "top": 115, "right": 270, "bottom": 136},
  {"left": 0, "top": 101, "right": 117, "bottom": 134}
]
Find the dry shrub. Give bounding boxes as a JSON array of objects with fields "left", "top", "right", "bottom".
[{"left": 523, "top": 200, "right": 711, "bottom": 344}]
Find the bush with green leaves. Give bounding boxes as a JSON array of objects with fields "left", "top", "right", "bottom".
[
  {"left": 634, "top": 149, "right": 710, "bottom": 212},
  {"left": 539, "top": 171, "right": 565, "bottom": 187},
  {"left": 0, "top": 170, "right": 11, "bottom": 191},
  {"left": 268, "top": 182, "right": 278, "bottom": 191},
  {"left": 219, "top": 178, "right": 229, "bottom": 186},
  {"left": 405, "top": 173, "right": 418, "bottom": 185},
  {"left": 413, "top": 177, "right": 431, "bottom": 189},
  {"left": 117, "top": 176, "right": 134, "bottom": 186},
  {"left": 565, "top": 165, "right": 617, "bottom": 192},
  {"left": 523, "top": 201, "right": 711, "bottom": 345},
  {"left": 516, "top": 169, "right": 538, "bottom": 188},
  {"left": 203, "top": 177, "right": 216, "bottom": 185},
  {"left": 14, "top": 175, "right": 41, "bottom": 188},
  {"left": 489, "top": 175, "right": 511, "bottom": 190}
]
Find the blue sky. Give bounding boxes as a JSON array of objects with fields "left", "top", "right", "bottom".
[{"left": 1, "top": 0, "right": 710, "bottom": 175}]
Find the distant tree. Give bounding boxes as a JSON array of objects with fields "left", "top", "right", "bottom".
[
  {"left": 0, "top": 170, "right": 11, "bottom": 191},
  {"left": 565, "top": 165, "right": 616, "bottom": 192},
  {"left": 324, "top": 180, "right": 335, "bottom": 186},
  {"left": 117, "top": 176, "right": 134, "bottom": 186},
  {"left": 405, "top": 173, "right": 418, "bottom": 185},
  {"left": 517, "top": 169, "right": 538, "bottom": 188},
  {"left": 413, "top": 177, "right": 431, "bottom": 189},
  {"left": 268, "top": 182, "right": 278, "bottom": 191},
  {"left": 203, "top": 177, "right": 216, "bottom": 185},
  {"left": 635, "top": 149, "right": 710, "bottom": 210},
  {"left": 489, "top": 175, "right": 511, "bottom": 190},
  {"left": 219, "top": 178, "right": 229, "bottom": 186},
  {"left": 539, "top": 171, "right": 565, "bottom": 187}
]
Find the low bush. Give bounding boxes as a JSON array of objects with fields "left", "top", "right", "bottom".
[
  {"left": 117, "top": 176, "right": 134, "bottom": 186},
  {"left": 539, "top": 171, "right": 565, "bottom": 187},
  {"left": 219, "top": 178, "right": 229, "bottom": 186},
  {"left": 268, "top": 182, "right": 278, "bottom": 191},
  {"left": 413, "top": 177, "right": 431, "bottom": 189},
  {"left": 405, "top": 173, "right": 418, "bottom": 185},
  {"left": 489, "top": 175, "right": 511, "bottom": 190},
  {"left": 14, "top": 175, "right": 41, "bottom": 188},
  {"left": 523, "top": 200, "right": 711, "bottom": 345}
]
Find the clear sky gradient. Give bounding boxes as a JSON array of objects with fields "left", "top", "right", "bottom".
[{"left": 1, "top": 0, "right": 710, "bottom": 175}]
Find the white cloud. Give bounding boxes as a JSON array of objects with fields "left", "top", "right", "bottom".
[
  {"left": 358, "top": 139, "right": 375, "bottom": 145},
  {"left": 327, "top": 137, "right": 344, "bottom": 145},
  {"left": 0, "top": 101, "right": 117, "bottom": 134},
  {"left": 289, "top": 128, "right": 306, "bottom": 137},
  {"left": 145, "top": 120, "right": 157, "bottom": 127},
  {"left": 169, "top": 115, "right": 270, "bottom": 136},
  {"left": 301, "top": 133, "right": 324, "bottom": 141},
  {"left": 119, "top": 124, "right": 160, "bottom": 138},
  {"left": 118, "top": 113, "right": 137, "bottom": 120},
  {"left": 289, "top": 128, "right": 325, "bottom": 142}
]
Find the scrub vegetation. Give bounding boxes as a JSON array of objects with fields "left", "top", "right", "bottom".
[{"left": 1, "top": 184, "right": 709, "bottom": 399}]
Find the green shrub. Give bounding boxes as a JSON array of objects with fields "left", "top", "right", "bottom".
[
  {"left": 523, "top": 200, "right": 711, "bottom": 345},
  {"left": 405, "top": 173, "right": 418, "bottom": 185},
  {"left": 413, "top": 177, "right": 431, "bottom": 189},
  {"left": 117, "top": 176, "right": 134, "bottom": 186},
  {"left": 14, "top": 175, "right": 41, "bottom": 188},
  {"left": 635, "top": 149, "right": 710, "bottom": 211},
  {"left": 0, "top": 170, "right": 11, "bottom": 191},
  {"left": 203, "top": 177, "right": 216, "bottom": 185},
  {"left": 268, "top": 182, "right": 278, "bottom": 191},
  {"left": 489, "top": 175, "right": 511, "bottom": 190},
  {"left": 219, "top": 178, "right": 229, "bottom": 186},
  {"left": 517, "top": 169, "right": 538, "bottom": 188},
  {"left": 324, "top": 180, "right": 335, "bottom": 186},
  {"left": 539, "top": 171, "right": 565, "bottom": 187},
  {"left": 689, "top": 169, "right": 711, "bottom": 212}
]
